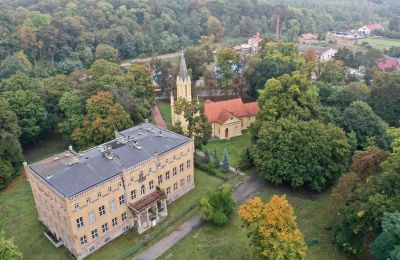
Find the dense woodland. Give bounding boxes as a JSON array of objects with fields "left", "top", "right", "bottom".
[{"left": 1, "top": 0, "right": 400, "bottom": 259}]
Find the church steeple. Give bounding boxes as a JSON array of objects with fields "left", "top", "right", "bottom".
[
  {"left": 171, "top": 48, "right": 192, "bottom": 131},
  {"left": 177, "top": 49, "right": 189, "bottom": 81},
  {"left": 175, "top": 49, "right": 191, "bottom": 101}
]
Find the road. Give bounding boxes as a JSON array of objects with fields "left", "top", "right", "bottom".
[
  {"left": 120, "top": 53, "right": 180, "bottom": 67},
  {"left": 134, "top": 174, "right": 267, "bottom": 260}
]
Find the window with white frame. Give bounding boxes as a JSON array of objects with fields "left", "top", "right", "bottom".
[
  {"left": 118, "top": 181, "right": 123, "bottom": 187},
  {"left": 180, "top": 163, "right": 184, "bottom": 172},
  {"left": 131, "top": 190, "right": 136, "bottom": 200},
  {"left": 141, "top": 185, "right": 145, "bottom": 196},
  {"left": 158, "top": 175, "right": 162, "bottom": 185},
  {"left": 76, "top": 217, "right": 84, "bottom": 228},
  {"left": 98, "top": 192, "right": 102, "bottom": 198},
  {"left": 74, "top": 203, "right": 79, "bottom": 209},
  {"left": 121, "top": 212, "right": 127, "bottom": 221},
  {"left": 86, "top": 197, "right": 91, "bottom": 204},
  {"left": 88, "top": 211, "right": 96, "bottom": 224},
  {"left": 99, "top": 205, "right": 106, "bottom": 216},
  {"left": 173, "top": 182, "right": 178, "bottom": 191},
  {"left": 173, "top": 167, "right": 177, "bottom": 176},
  {"left": 180, "top": 178, "right": 184, "bottom": 187},
  {"left": 112, "top": 217, "right": 118, "bottom": 227},
  {"left": 109, "top": 200, "right": 116, "bottom": 212},
  {"left": 187, "top": 175, "right": 191, "bottom": 183},
  {"left": 80, "top": 235, "right": 87, "bottom": 245},
  {"left": 108, "top": 186, "right": 112, "bottom": 192},
  {"left": 149, "top": 180, "right": 154, "bottom": 191},
  {"left": 165, "top": 171, "right": 170, "bottom": 180},
  {"left": 102, "top": 223, "right": 108, "bottom": 233},
  {"left": 119, "top": 195, "right": 125, "bottom": 205},
  {"left": 91, "top": 229, "right": 98, "bottom": 239},
  {"left": 166, "top": 187, "right": 171, "bottom": 194}
]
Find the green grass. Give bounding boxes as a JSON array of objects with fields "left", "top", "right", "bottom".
[
  {"left": 203, "top": 130, "right": 252, "bottom": 168},
  {"left": 357, "top": 37, "right": 400, "bottom": 50},
  {"left": 161, "top": 188, "right": 345, "bottom": 260},
  {"left": 158, "top": 101, "right": 172, "bottom": 128},
  {"left": 0, "top": 135, "right": 224, "bottom": 260}
]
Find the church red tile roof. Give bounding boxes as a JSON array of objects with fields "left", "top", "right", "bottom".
[{"left": 204, "top": 98, "right": 260, "bottom": 124}]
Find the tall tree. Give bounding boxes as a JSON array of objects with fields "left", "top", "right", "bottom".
[
  {"left": 215, "top": 48, "right": 240, "bottom": 95},
  {"left": 239, "top": 196, "right": 307, "bottom": 259},
  {"left": 72, "top": 92, "right": 132, "bottom": 148},
  {"left": 207, "top": 16, "right": 224, "bottom": 42},
  {"left": 173, "top": 99, "right": 211, "bottom": 149},
  {"left": 95, "top": 44, "right": 118, "bottom": 63},
  {"left": 1, "top": 90, "right": 45, "bottom": 145},
  {"left": 369, "top": 72, "right": 400, "bottom": 127},
  {"left": 338, "top": 101, "right": 389, "bottom": 150}
]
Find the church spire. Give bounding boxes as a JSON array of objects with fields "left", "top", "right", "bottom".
[{"left": 178, "top": 48, "right": 189, "bottom": 80}]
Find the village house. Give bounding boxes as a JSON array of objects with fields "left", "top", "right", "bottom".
[
  {"left": 358, "top": 23, "right": 383, "bottom": 36},
  {"left": 377, "top": 55, "right": 400, "bottom": 72},
  {"left": 24, "top": 124, "right": 195, "bottom": 259},
  {"left": 233, "top": 32, "right": 262, "bottom": 54},
  {"left": 204, "top": 98, "right": 259, "bottom": 139},
  {"left": 298, "top": 44, "right": 338, "bottom": 62},
  {"left": 298, "top": 33, "right": 318, "bottom": 44}
]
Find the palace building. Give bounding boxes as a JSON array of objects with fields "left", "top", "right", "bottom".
[
  {"left": 24, "top": 123, "right": 195, "bottom": 259},
  {"left": 170, "top": 51, "right": 192, "bottom": 132}
]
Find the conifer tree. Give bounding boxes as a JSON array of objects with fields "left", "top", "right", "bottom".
[
  {"left": 213, "top": 146, "right": 219, "bottom": 167},
  {"left": 204, "top": 149, "right": 211, "bottom": 163},
  {"left": 221, "top": 147, "right": 230, "bottom": 172}
]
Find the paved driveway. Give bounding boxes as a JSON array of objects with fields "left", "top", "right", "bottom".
[{"left": 134, "top": 174, "right": 267, "bottom": 260}]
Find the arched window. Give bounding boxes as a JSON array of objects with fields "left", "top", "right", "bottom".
[
  {"left": 225, "top": 128, "right": 229, "bottom": 138},
  {"left": 140, "top": 185, "right": 145, "bottom": 196}
]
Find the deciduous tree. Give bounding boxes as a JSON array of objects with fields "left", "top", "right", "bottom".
[
  {"left": 199, "top": 186, "right": 235, "bottom": 225},
  {"left": 239, "top": 196, "right": 307, "bottom": 259},
  {"left": 72, "top": 92, "right": 132, "bottom": 148}
]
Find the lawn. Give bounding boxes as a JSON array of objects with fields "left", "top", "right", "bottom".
[
  {"left": 203, "top": 130, "right": 252, "bottom": 168},
  {"left": 358, "top": 37, "right": 400, "bottom": 50},
  {"left": 158, "top": 101, "right": 172, "bottom": 128},
  {"left": 0, "top": 135, "right": 224, "bottom": 260},
  {"left": 161, "top": 187, "right": 345, "bottom": 260}
]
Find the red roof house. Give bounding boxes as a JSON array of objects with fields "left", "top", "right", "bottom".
[
  {"left": 298, "top": 33, "right": 318, "bottom": 43},
  {"left": 204, "top": 98, "right": 260, "bottom": 139},
  {"left": 377, "top": 56, "right": 400, "bottom": 72}
]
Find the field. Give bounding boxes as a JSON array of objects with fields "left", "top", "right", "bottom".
[
  {"left": 357, "top": 37, "right": 400, "bottom": 50},
  {"left": 203, "top": 130, "right": 252, "bottom": 168},
  {"left": 161, "top": 188, "right": 345, "bottom": 260},
  {"left": 0, "top": 136, "right": 224, "bottom": 260}
]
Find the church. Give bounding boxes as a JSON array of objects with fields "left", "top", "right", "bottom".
[
  {"left": 170, "top": 51, "right": 192, "bottom": 131},
  {"left": 170, "top": 51, "right": 260, "bottom": 140}
]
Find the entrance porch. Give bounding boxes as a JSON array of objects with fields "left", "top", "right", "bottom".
[{"left": 128, "top": 189, "right": 168, "bottom": 234}]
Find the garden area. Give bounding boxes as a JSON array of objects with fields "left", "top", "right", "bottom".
[
  {"left": 161, "top": 188, "right": 345, "bottom": 260},
  {"left": 0, "top": 137, "right": 225, "bottom": 260},
  {"left": 358, "top": 37, "right": 400, "bottom": 50}
]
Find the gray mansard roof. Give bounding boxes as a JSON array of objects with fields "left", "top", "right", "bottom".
[{"left": 28, "top": 123, "right": 191, "bottom": 198}]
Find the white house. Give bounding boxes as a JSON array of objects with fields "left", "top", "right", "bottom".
[
  {"left": 298, "top": 44, "right": 338, "bottom": 62},
  {"left": 358, "top": 23, "right": 383, "bottom": 36}
]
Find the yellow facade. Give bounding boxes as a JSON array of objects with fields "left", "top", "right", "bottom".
[
  {"left": 211, "top": 115, "right": 256, "bottom": 140},
  {"left": 25, "top": 125, "right": 195, "bottom": 259}
]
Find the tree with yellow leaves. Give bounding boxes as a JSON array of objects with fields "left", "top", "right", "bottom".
[{"left": 238, "top": 195, "right": 307, "bottom": 260}]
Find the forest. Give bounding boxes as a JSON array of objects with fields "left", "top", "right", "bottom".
[{"left": 1, "top": 0, "right": 400, "bottom": 259}]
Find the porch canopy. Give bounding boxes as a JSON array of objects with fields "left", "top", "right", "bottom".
[{"left": 128, "top": 189, "right": 167, "bottom": 214}]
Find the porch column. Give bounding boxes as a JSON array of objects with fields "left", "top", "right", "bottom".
[
  {"left": 155, "top": 204, "right": 159, "bottom": 222},
  {"left": 163, "top": 199, "right": 168, "bottom": 216}
]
